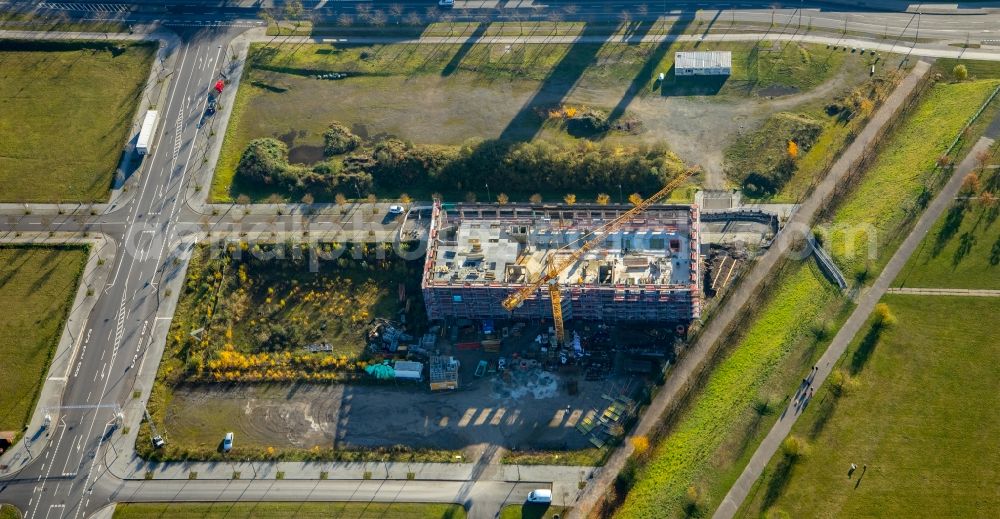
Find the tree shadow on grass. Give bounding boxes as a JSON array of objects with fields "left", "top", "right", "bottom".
[
  {"left": 953, "top": 231, "right": 977, "bottom": 265},
  {"left": 498, "top": 22, "right": 615, "bottom": 142},
  {"left": 441, "top": 22, "right": 488, "bottom": 77},
  {"left": 932, "top": 201, "right": 969, "bottom": 257},
  {"left": 807, "top": 395, "right": 839, "bottom": 440},
  {"left": 761, "top": 455, "right": 797, "bottom": 512},
  {"left": 849, "top": 323, "right": 884, "bottom": 375},
  {"left": 608, "top": 14, "right": 696, "bottom": 118}
]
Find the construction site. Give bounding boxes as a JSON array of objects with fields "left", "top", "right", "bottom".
[
  {"left": 162, "top": 187, "right": 784, "bottom": 458},
  {"left": 421, "top": 201, "right": 703, "bottom": 323}
]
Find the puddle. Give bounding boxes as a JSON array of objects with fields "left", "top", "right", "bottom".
[{"left": 289, "top": 144, "right": 324, "bottom": 164}]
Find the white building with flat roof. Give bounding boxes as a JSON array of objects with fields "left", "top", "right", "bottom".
[{"left": 674, "top": 51, "right": 732, "bottom": 76}]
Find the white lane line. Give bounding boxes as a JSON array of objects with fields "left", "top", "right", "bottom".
[{"left": 30, "top": 420, "right": 68, "bottom": 518}]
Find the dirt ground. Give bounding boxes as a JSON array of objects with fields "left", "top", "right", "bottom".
[
  {"left": 237, "top": 58, "right": 868, "bottom": 191},
  {"left": 164, "top": 321, "right": 662, "bottom": 454},
  {"left": 166, "top": 369, "right": 635, "bottom": 452}
]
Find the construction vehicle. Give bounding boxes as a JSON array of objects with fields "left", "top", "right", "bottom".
[{"left": 501, "top": 170, "right": 696, "bottom": 345}]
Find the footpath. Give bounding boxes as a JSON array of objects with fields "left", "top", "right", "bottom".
[
  {"left": 713, "top": 135, "right": 997, "bottom": 518},
  {"left": 886, "top": 287, "right": 1000, "bottom": 297},
  {"left": 569, "top": 59, "right": 932, "bottom": 518}
]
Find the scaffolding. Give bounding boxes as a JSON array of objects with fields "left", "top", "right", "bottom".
[{"left": 422, "top": 202, "right": 702, "bottom": 323}]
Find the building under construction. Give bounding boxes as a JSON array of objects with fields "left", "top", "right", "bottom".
[{"left": 421, "top": 202, "right": 701, "bottom": 324}]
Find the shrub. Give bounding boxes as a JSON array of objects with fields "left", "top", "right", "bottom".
[
  {"left": 237, "top": 138, "right": 373, "bottom": 194},
  {"left": 781, "top": 435, "right": 808, "bottom": 460},
  {"left": 565, "top": 108, "right": 610, "bottom": 136},
  {"left": 236, "top": 123, "right": 688, "bottom": 197},
  {"left": 629, "top": 435, "right": 650, "bottom": 455},
  {"left": 323, "top": 122, "right": 361, "bottom": 155},
  {"left": 953, "top": 64, "right": 968, "bottom": 81},
  {"left": 726, "top": 112, "right": 824, "bottom": 197},
  {"left": 873, "top": 302, "right": 896, "bottom": 327},
  {"left": 237, "top": 138, "right": 289, "bottom": 185}
]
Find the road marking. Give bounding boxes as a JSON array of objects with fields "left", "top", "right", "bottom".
[
  {"left": 30, "top": 420, "right": 67, "bottom": 518},
  {"left": 64, "top": 325, "right": 90, "bottom": 379}
]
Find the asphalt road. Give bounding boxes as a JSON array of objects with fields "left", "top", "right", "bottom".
[
  {"left": 11, "top": 0, "right": 1000, "bottom": 42},
  {"left": 1, "top": 1, "right": 1000, "bottom": 518},
  {"left": 0, "top": 25, "right": 240, "bottom": 519}
]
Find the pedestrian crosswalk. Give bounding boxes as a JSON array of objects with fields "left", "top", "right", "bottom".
[{"left": 39, "top": 2, "right": 131, "bottom": 13}]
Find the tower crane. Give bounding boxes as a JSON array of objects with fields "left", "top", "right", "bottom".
[{"left": 501, "top": 169, "right": 696, "bottom": 344}]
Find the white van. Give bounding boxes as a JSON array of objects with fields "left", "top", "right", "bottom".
[{"left": 526, "top": 489, "right": 552, "bottom": 504}]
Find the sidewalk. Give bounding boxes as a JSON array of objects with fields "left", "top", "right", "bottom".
[
  {"left": 712, "top": 135, "right": 996, "bottom": 518},
  {"left": 885, "top": 286, "right": 1000, "bottom": 297},
  {"left": 0, "top": 235, "right": 117, "bottom": 477}
]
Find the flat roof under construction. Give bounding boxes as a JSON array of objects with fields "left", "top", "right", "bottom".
[{"left": 425, "top": 203, "right": 698, "bottom": 290}]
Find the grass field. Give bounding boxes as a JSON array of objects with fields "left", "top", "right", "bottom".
[
  {"left": 825, "top": 79, "right": 1000, "bottom": 283},
  {"left": 212, "top": 39, "right": 863, "bottom": 201},
  {"left": 0, "top": 245, "right": 88, "bottom": 436},
  {"left": 499, "top": 503, "right": 568, "bottom": 519},
  {"left": 739, "top": 295, "right": 1000, "bottom": 518},
  {"left": 896, "top": 159, "right": 1000, "bottom": 289},
  {"left": 113, "top": 502, "right": 466, "bottom": 519},
  {"left": 614, "top": 261, "right": 845, "bottom": 518},
  {"left": 0, "top": 40, "right": 154, "bottom": 202}
]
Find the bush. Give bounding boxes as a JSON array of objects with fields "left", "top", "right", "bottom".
[
  {"left": 874, "top": 302, "right": 896, "bottom": 327},
  {"left": 780, "top": 435, "right": 808, "bottom": 460},
  {"left": 237, "top": 124, "right": 688, "bottom": 196},
  {"left": 237, "top": 138, "right": 289, "bottom": 185},
  {"left": 237, "top": 137, "right": 373, "bottom": 194},
  {"left": 726, "top": 112, "right": 824, "bottom": 197},
  {"left": 323, "top": 122, "right": 361, "bottom": 155},
  {"left": 953, "top": 64, "right": 969, "bottom": 81},
  {"left": 565, "top": 109, "right": 611, "bottom": 137}
]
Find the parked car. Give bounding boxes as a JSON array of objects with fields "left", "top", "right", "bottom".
[
  {"left": 152, "top": 435, "right": 165, "bottom": 449},
  {"left": 222, "top": 432, "right": 234, "bottom": 452},
  {"left": 388, "top": 204, "right": 405, "bottom": 215},
  {"left": 526, "top": 489, "right": 552, "bottom": 504},
  {"left": 438, "top": 0, "right": 455, "bottom": 7}
]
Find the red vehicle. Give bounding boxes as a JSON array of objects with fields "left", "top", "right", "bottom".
[{"left": 214, "top": 80, "right": 225, "bottom": 93}]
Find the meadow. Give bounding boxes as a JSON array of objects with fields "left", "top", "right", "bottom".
[
  {"left": 0, "top": 246, "right": 88, "bottom": 436},
  {"left": 212, "top": 37, "right": 864, "bottom": 202},
  {"left": 825, "top": 79, "right": 1000, "bottom": 283},
  {"left": 0, "top": 40, "right": 154, "bottom": 201},
  {"left": 613, "top": 261, "right": 845, "bottom": 518},
  {"left": 738, "top": 295, "right": 1000, "bottom": 518}
]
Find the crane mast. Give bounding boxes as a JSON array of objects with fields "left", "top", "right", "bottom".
[{"left": 501, "top": 170, "right": 695, "bottom": 344}]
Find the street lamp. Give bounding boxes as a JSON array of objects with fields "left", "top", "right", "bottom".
[
  {"left": 485, "top": 182, "right": 491, "bottom": 204},
  {"left": 618, "top": 184, "right": 623, "bottom": 204}
]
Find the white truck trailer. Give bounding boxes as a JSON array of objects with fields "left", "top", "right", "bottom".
[{"left": 135, "top": 110, "right": 158, "bottom": 155}]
